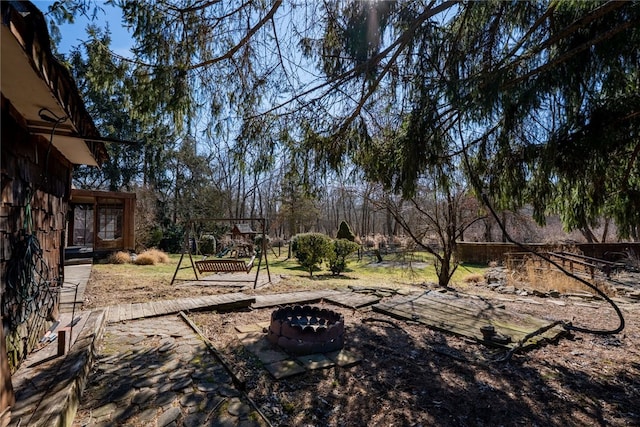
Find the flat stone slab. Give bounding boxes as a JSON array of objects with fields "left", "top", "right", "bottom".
[
  {"left": 296, "top": 353, "right": 335, "bottom": 370},
  {"left": 264, "top": 359, "right": 306, "bottom": 379},
  {"left": 238, "top": 323, "right": 360, "bottom": 377},
  {"left": 254, "top": 347, "right": 290, "bottom": 364}
]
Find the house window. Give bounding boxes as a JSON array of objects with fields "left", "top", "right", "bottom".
[
  {"left": 97, "top": 206, "right": 123, "bottom": 240},
  {"left": 73, "top": 205, "right": 93, "bottom": 246}
]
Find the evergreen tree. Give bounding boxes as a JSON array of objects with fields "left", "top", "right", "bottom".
[
  {"left": 49, "top": 1, "right": 640, "bottom": 240},
  {"left": 336, "top": 220, "right": 356, "bottom": 242}
]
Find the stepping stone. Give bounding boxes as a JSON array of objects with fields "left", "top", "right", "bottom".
[
  {"left": 296, "top": 353, "right": 334, "bottom": 370},
  {"left": 132, "top": 388, "right": 155, "bottom": 405},
  {"left": 180, "top": 392, "right": 206, "bottom": 408},
  {"left": 155, "top": 391, "right": 177, "bottom": 406},
  {"left": 227, "top": 397, "right": 251, "bottom": 417},
  {"left": 171, "top": 377, "right": 193, "bottom": 391},
  {"left": 194, "top": 380, "right": 219, "bottom": 393},
  {"left": 137, "top": 407, "right": 158, "bottom": 423},
  {"left": 157, "top": 406, "right": 182, "bottom": 427},
  {"left": 253, "top": 347, "right": 289, "bottom": 364},
  {"left": 264, "top": 359, "right": 306, "bottom": 379}
]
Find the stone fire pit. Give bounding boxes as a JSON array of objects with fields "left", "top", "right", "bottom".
[{"left": 267, "top": 305, "right": 344, "bottom": 355}]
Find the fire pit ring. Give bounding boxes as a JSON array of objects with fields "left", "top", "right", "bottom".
[{"left": 267, "top": 305, "right": 344, "bottom": 355}]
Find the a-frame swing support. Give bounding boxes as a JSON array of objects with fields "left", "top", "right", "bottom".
[{"left": 170, "top": 217, "right": 271, "bottom": 289}]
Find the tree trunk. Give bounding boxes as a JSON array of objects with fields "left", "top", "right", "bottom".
[
  {"left": 601, "top": 219, "right": 610, "bottom": 243},
  {"left": 580, "top": 227, "right": 598, "bottom": 243}
]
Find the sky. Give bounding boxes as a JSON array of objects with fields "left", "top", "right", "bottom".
[{"left": 35, "top": 0, "right": 132, "bottom": 57}]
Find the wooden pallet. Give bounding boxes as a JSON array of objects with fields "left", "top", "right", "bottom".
[{"left": 373, "top": 291, "right": 567, "bottom": 350}]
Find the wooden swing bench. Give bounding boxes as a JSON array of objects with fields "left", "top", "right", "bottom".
[{"left": 195, "top": 256, "right": 255, "bottom": 274}]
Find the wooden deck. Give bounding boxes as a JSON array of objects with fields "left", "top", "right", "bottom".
[
  {"left": 373, "top": 291, "right": 567, "bottom": 350},
  {"left": 106, "top": 293, "right": 256, "bottom": 323}
]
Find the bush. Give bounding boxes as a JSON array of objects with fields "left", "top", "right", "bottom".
[
  {"left": 328, "top": 239, "right": 360, "bottom": 275},
  {"left": 159, "top": 224, "right": 184, "bottom": 254},
  {"left": 108, "top": 251, "right": 131, "bottom": 264},
  {"left": 254, "top": 234, "right": 271, "bottom": 252},
  {"left": 198, "top": 234, "right": 216, "bottom": 255},
  {"left": 336, "top": 220, "right": 356, "bottom": 241},
  {"left": 291, "top": 233, "right": 333, "bottom": 276},
  {"left": 134, "top": 249, "right": 170, "bottom": 265}
]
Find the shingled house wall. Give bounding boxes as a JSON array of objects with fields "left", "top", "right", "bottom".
[{"left": 1, "top": 98, "right": 71, "bottom": 372}]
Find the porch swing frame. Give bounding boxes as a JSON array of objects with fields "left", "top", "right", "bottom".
[{"left": 170, "top": 217, "right": 271, "bottom": 289}]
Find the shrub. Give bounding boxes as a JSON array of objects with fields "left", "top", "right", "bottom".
[
  {"left": 134, "top": 249, "right": 170, "bottom": 265},
  {"left": 198, "top": 234, "right": 217, "bottom": 255},
  {"left": 254, "top": 234, "right": 271, "bottom": 252},
  {"left": 336, "top": 220, "right": 356, "bottom": 241},
  {"left": 108, "top": 251, "right": 131, "bottom": 264},
  {"left": 291, "top": 233, "right": 333, "bottom": 277},
  {"left": 328, "top": 239, "right": 360, "bottom": 275},
  {"left": 159, "top": 224, "right": 184, "bottom": 253}
]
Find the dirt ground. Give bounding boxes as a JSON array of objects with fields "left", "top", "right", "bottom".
[{"left": 83, "top": 269, "right": 640, "bottom": 426}]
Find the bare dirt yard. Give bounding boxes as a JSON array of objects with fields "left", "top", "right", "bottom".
[{"left": 83, "top": 266, "right": 640, "bottom": 426}]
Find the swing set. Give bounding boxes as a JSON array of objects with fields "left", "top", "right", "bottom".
[{"left": 170, "top": 217, "right": 271, "bottom": 289}]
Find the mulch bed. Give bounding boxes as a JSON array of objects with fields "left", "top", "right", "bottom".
[{"left": 188, "top": 284, "right": 640, "bottom": 427}]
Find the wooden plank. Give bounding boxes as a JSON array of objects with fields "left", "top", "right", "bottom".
[
  {"left": 374, "top": 303, "right": 491, "bottom": 343},
  {"left": 153, "top": 301, "right": 169, "bottom": 316},
  {"left": 179, "top": 298, "right": 198, "bottom": 311},
  {"left": 117, "top": 304, "right": 127, "bottom": 322},
  {"left": 187, "top": 297, "right": 207, "bottom": 310},
  {"left": 166, "top": 300, "right": 182, "bottom": 313},
  {"left": 171, "top": 298, "right": 188, "bottom": 312},
  {"left": 107, "top": 306, "right": 118, "bottom": 323},
  {"left": 373, "top": 293, "right": 566, "bottom": 350},
  {"left": 195, "top": 294, "right": 255, "bottom": 312},
  {"left": 325, "top": 292, "right": 380, "bottom": 309},
  {"left": 151, "top": 301, "right": 165, "bottom": 315},
  {"left": 130, "top": 303, "right": 144, "bottom": 320},
  {"left": 124, "top": 303, "right": 133, "bottom": 321},
  {"left": 180, "top": 298, "right": 196, "bottom": 312},
  {"left": 139, "top": 302, "right": 153, "bottom": 318},
  {"left": 252, "top": 290, "right": 337, "bottom": 308},
  {"left": 412, "top": 296, "right": 554, "bottom": 332},
  {"left": 376, "top": 297, "right": 535, "bottom": 337}
]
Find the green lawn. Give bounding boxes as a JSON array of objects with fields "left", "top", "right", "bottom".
[{"left": 165, "top": 250, "right": 487, "bottom": 288}]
